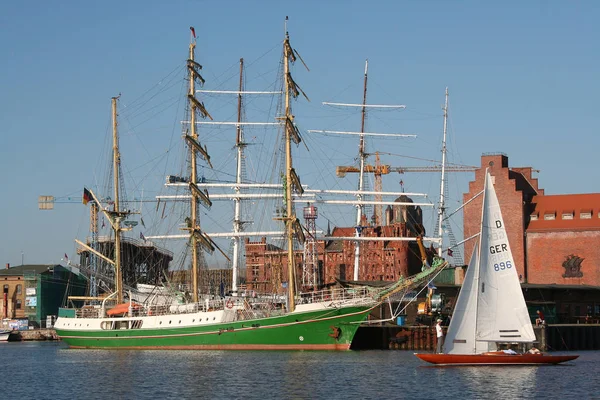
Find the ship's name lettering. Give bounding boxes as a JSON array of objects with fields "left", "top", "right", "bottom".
[{"left": 490, "top": 243, "right": 508, "bottom": 254}]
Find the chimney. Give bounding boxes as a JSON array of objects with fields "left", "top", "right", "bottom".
[{"left": 5, "top": 263, "right": 8, "bottom": 270}]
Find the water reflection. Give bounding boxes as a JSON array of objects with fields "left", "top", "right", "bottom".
[{"left": 0, "top": 342, "right": 591, "bottom": 399}]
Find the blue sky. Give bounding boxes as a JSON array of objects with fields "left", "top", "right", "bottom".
[{"left": 1, "top": 0, "right": 598, "bottom": 267}]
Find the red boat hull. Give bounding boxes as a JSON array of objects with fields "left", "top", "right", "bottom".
[{"left": 415, "top": 352, "right": 578, "bottom": 365}]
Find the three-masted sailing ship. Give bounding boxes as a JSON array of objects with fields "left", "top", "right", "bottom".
[{"left": 54, "top": 22, "right": 446, "bottom": 350}]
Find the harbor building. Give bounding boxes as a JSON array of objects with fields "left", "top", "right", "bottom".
[
  {"left": 0, "top": 264, "right": 86, "bottom": 327},
  {"left": 462, "top": 153, "right": 600, "bottom": 324}
]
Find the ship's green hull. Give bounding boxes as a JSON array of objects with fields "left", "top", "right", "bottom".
[{"left": 55, "top": 305, "right": 373, "bottom": 350}]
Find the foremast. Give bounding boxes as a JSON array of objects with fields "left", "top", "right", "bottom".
[
  {"left": 281, "top": 17, "right": 308, "bottom": 311},
  {"left": 185, "top": 27, "right": 214, "bottom": 303}
]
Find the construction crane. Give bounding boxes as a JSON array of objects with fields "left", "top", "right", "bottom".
[
  {"left": 335, "top": 162, "right": 476, "bottom": 177},
  {"left": 336, "top": 157, "right": 476, "bottom": 225}
]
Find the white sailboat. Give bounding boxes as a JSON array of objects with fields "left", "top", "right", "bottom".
[{"left": 416, "top": 171, "right": 578, "bottom": 365}]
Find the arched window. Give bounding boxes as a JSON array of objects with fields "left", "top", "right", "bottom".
[{"left": 16, "top": 284, "right": 22, "bottom": 295}]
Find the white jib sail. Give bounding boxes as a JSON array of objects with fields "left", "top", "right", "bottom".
[
  {"left": 443, "top": 244, "right": 480, "bottom": 354},
  {"left": 475, "top": 172, "right": 536, "bottom": 343}
]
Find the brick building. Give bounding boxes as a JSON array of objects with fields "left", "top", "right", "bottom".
[
  {"left": 462, "top": 153, "right": 600, "bottom": 323},
  {"left": 244, "top": 195, "right": 429, "bottom": 293},
  {"left": 526, "top": 193, "right": 600, "bottom": 286}
]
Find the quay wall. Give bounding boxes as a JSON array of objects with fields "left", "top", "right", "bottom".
[{"left": 353, "top": 325, "right": 596, "bottom": 352}]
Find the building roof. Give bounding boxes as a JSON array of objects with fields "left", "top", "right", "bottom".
[
  {"left": 527, "top": 193, "right": 600, "bottom": 232},
  {"left": 0, "top": 264, "right": 66, "bottom": 276}
]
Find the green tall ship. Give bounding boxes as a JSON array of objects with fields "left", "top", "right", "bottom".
[{"left": 55, "top": 21, "right": 447, "bottom": 350}]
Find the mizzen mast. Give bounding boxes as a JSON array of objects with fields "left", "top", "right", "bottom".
[{"left": 111, "top": 96, "right": 124, "bottom": 304}]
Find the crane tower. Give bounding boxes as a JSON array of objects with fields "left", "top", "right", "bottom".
[{"left": 302, "top": 204, "right": 318, "bottom": 288}]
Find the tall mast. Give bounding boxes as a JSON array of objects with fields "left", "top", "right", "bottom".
[
  {"left": 232, "top": 58, "right": 245, "bottom": 295},
  {"left": 111, "top": 96, "right": 123, "bottom": 304},
  {"left": 353, "top": 59, "right": 368, "bottom": 281},
  {"left": 188, "top": 35, "right": 200, "bottom": 303},
  {"left": 283, "top": 18, "right": 296, "bottom": 311},
  {"left": 436, "top": 87, "right": 449, "bottom": 256}
]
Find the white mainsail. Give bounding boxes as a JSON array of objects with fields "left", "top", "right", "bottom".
[
  {"left": 476, "top": 172, "right": 535, "bottom": 343},
  {"left": 444, "top": 171, "right": 535, "bottom": 355}
]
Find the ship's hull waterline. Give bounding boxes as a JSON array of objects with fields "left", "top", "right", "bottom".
[{"left": 55, "top": 305, "right": 373, "bottom": 350}]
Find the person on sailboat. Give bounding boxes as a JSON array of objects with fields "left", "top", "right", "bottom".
[
  {"left": 536, "top": 310, "right": 546, "bottom": 326},
  {"left": 435, "top": 319, "right": 444, "bottom": 353}
]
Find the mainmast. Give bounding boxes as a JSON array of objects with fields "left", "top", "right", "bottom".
[
  {"left": 436, "top": 87, "right": 449, "bottom": 256},
  {"left": 111, "top": 96, "right": 123, "bottom": 304},
  {"left": 189, "top": 37, "right": 200, "bottom": 302},
  {"left": 283, "top": 20, "right": 295, "bottom": 311},
  {"left": 185, "top": 27, "right": 214, "bottom": 303},
  {"left": 353, "top": 59, "right": 369, "bottom": 281}
]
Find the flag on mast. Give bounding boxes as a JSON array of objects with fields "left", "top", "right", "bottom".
[
  {"left": 83, "top": 188, "right": 92, "bottom": 205},
  {"left": 190, "top": 26, "right": 196, "bottom": 38}
]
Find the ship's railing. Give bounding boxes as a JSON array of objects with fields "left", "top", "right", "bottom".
[
  {"left": 296, "top": 286, "right": 375, "bottom": 305},
  {"left": 70, "top": 286, "right": 377, "bottom": 319}
]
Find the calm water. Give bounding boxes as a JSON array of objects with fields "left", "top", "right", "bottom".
[{"left": 0, "top": 341, "right": 595, "bottom": 399}]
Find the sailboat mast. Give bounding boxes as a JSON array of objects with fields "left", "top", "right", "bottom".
[
  {"left": 188, "top": 38, "right": 200, "bottom": 303},
  {"left": 111, "top": 96, "right": 123, "bottom": 304},
  {"left": 283, "top": 19, "right": 296, "bottom": 311},
  {"left": 232, "top": 58, "right": 245, "bottom": 295},
  {"left": 473, "top": 169, "right": 488, "bottom": 352},
  {"left": 436, "top": 87, "right": 449, "bottom": 256},
  {"left": 353, "top": 59, "right": 368, "bottom": 281}
]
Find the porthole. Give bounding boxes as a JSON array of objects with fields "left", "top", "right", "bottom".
[{"left": 169, "top": 321, "right": 172, "bottom": 324}]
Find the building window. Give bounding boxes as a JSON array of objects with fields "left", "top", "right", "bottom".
[
  {"left": 544, "top": 213, "right": 556, "bottom": 220},
  {"left": 251, "top": 265, "right": 259, "bottom": 279},
  {"left": 581, "top": 211, "right": 592, "bottom": 219},
  {"left": 562, "top": 212, "right": 574, "bottom": 220},
  {"left": 16, "top": 299, "right": 22, "bottom": 309},
  {"left": 16, "top": 284, "right": 22, "bottom": 295},
  {"left": 530, "top": 213, "right": 538, "bottom": 221}
]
